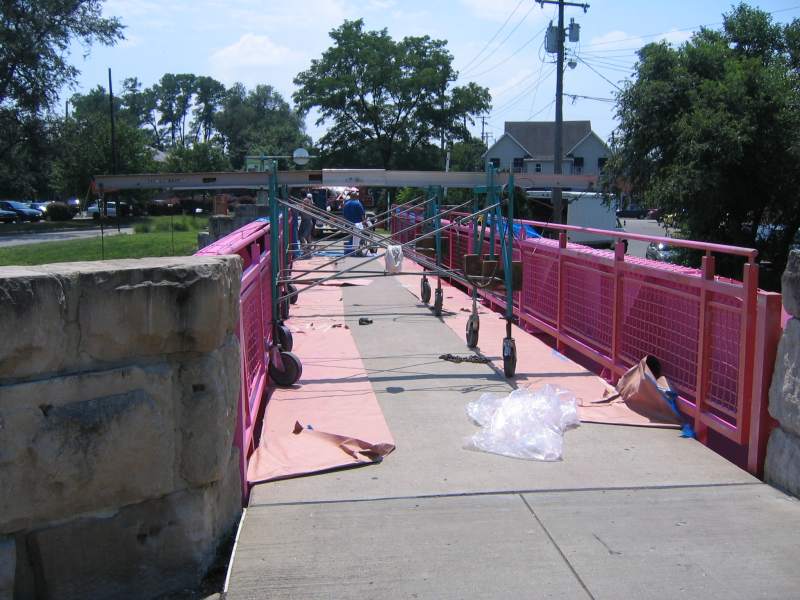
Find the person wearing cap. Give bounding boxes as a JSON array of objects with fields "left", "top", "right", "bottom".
[{"left": 342, "top": 190, "right": 366, "bottom": 256}]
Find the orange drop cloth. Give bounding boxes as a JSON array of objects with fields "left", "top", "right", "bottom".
[{"left": 246, "top": 269, "right": 395, "bottom": 484}]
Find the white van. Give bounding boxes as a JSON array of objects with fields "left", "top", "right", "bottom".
[{"left": 525, "top": 191, "right": 624, "bottom": 248}]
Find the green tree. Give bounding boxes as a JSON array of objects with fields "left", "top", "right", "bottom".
[
  {"left": 192, "top": 76, "right": 226, "bottom": 143},
  {"left": 215, "top": 83, "right": 310, "bottom": 169},
  {"left": 293, "top": 19, "right": 490, "bottom": 169},
  {"left": 53, "top": 87, "right": 155, "bottom": 199},
  {"left": 154, "top": 73, "right": 197, "bottom": 147},
  {"left": 0, "top": 0, "right": 123, "bottom": 197},
  {"left": 606, "top": 3, "right": 800, "bottom": 283},
  {"left": 164, "top": 142, "right": 229, "bottom": 172}
]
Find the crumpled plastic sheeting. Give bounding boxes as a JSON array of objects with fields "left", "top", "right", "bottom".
[{"left": 465, "top": 385, "right": 579, "bottom": 461}]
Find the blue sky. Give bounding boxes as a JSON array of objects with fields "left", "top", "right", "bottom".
[{"left": 66, "top": 0, "right": 800, "bottom": 146}]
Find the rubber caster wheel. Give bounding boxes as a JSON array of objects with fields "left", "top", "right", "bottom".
[
  {"left": 288, "top": 283, "right": 299, "bottom": 305},
  {"left": 466, "top": 315, "right": 479, "bottom": 348},
  {"left": 269, "top": 351, "right": 303, "bottom": 386},
  {"left": 421, "top": 277, "right": 431, "bottom": 304},
  {"left": 433, "top": 288, "right": 443, "bottom": 317},
  {"left": 502, "top": 337, "right": 517, "bottom": 378},
  {"left": 277, "top": 324, "right": 293, "bottom": 351}
]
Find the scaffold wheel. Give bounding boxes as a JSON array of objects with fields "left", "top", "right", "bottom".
[
  {"left": 502, "top": 337, "right": 517, "bottom": 378},
  {"left": 421, "top": 277, "right": 431, "bottom": 304},
  {"left": 277, "top": 323, "right": 293, "bottom": 351},
  {"left": 269, "top": 351, "right": 303, "bottom": 387},
  {"left": 288, "top": 283, "right": 299, "bottom": 304},
  {"left": 433, "top": 287, "right": 443, "bottom": 317},
  {"left": 466, "top": 314, "right": 479, "bottom": 348}
]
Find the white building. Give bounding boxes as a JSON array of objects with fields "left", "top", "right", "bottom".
[{"left": 483, "top": 120, "right": 609, "bottom": 179}]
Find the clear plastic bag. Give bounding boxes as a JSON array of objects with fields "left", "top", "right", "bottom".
[{"left": 464, "top": 385, "right": 579, "bottom": 461}]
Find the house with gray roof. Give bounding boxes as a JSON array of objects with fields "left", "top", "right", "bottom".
[{"left": 483, "top": 120, "right": 609, "bottom": 181}]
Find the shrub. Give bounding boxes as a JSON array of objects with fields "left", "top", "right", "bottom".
[{"left": 46, "top": 202, "right": 73, "bottom": 221}]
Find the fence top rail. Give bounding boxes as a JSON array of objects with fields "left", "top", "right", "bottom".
[
  {"left": 442, "top": 211, "right": 758, "bottom": 261},
  {"left": 196, "top": 220, "right": 270, "bottom": 256},
  {"left": 519, "top": 218, "right": 758, "bottom": 261}
]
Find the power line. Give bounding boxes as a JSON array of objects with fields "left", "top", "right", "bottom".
[
  {"left": 463, "top": 4, "right": 539, "bottom": 76},
  {"left": 459, "top": 0, "right": 526, "bottom": 72},
  {"left": 564, "top": 93, "right": 615, "bottom": 103},
  {"left": 491, "top": 64, "right": 556, "bottom": 116},
  {"left": 580, "top": 5, "right": 800, "bottom": 50},
  {"left": 527, "top": 98, "right": 556, "bottom": 120},
  {"left": 467, "top": 24, "right": 549, "bottom": 79},
  {"left": 576, "top": 56, "right": 623, "bottom": 90}
]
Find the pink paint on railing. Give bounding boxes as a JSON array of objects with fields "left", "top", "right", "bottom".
[
  {"left": 392, "top": 212, "right": 782, "bottom": 476},
  {"left": 197, "top": 217, "right": 291, "bottom": 502}
]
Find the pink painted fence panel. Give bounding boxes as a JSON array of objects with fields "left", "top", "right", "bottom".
[
  {"left": 197, "top": 216, "right": 289, "bottom": 501},
  {"left": 391, "top": 211, "right": 782, "bottom": 476}
]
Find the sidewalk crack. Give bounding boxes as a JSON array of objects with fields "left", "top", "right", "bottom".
[{"left": 520, "top": 494, "right": 596, "bottom": 600}]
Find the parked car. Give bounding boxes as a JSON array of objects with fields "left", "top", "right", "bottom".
[
  {"left": 646, "top": 208, "right": 664, "bottom": 221},
  {"left": 0, "top": 208, "right": 16, "bottom": 223},
  {"left": 86, "top": 201, "right": 130, "bottom": 219},
  {"left": 616, "top": 204, "right": 648, "bottom": 219},
  {"left": 29, "top": 201, "right": 53, "bottom": 215},
  {"left": 66, "top": 197, "right": 81, "bottom": 215},
  {"left": 0, "top": 200, "right": 43, "bottom": 221},
  {"left": 645, "top": 241, "right": 678, "bottom": 262}
]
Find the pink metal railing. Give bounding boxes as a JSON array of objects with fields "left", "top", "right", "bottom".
[
  {"left": 391, "top": 210, "right": 783, "bottom": 476},
  {"left": 197, "top": 218, "right": 287, "bottom": 500}
]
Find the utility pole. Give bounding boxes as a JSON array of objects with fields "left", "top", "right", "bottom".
[
  {"left": 479, "top": 115, "right": 489, "bottom": 146},
  {"left": 108, "top": 68, "right": 120, "bottom": 233},
  {"left": 537, "top": 0, "right": 589, "bottom": 224}
]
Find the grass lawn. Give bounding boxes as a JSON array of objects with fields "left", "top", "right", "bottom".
[{"left": 0, "top": 216, "right": 208, "bottom": 266}]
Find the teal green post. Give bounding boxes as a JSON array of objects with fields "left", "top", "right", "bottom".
[
  {"left": 504, "top": 173, "right": 515, "bottom": 318},
  {"left": 269, "top": 161, "right": 280, "bottom": 323}
]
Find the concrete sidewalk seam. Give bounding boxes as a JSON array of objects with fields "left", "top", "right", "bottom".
[
  {"left": 249, "top": 481, "right": 763, "bottom": 508},
  {"left": 520, "top": 493, "right": 596, "bottom": 600}
]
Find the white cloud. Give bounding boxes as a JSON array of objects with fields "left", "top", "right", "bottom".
[{"left": 209, "top": 34, "right": 302, "bottom": 87}]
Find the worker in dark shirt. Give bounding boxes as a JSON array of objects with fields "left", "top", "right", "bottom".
[{"left": 342, "top": 192, "right": 366, "bottom": 256}]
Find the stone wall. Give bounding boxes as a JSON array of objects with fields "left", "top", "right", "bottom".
[
  {"left": 766, "top": 250, "right": 800, "bottom": 497},
  {"left": 0, "top": 256, "right": 243, "bottom": 600}
]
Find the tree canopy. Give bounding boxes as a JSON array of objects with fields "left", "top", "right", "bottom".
[
  {"left": 294, "top": 19, "right": 490, "bottom": 169},
  {"left": 0, "top": 0, "right": 123, "bottom": 197},
  {"left": 606, "top": 3, "right": 800, "bottom": 281}
]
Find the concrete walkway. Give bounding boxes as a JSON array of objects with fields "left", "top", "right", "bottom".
[{"left": 226, "top": 259, "right": 800, "bottom": 599}]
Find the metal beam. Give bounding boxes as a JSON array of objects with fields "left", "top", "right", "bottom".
[{"left": 94, "top": 169, "right": 598, "bottom": 192}]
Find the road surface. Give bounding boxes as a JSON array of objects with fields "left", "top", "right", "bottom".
[
  {"left": 0, "top": 227, "right": 133, "bottom": 248},
  {"left": 618, "top": 217, "right": 670, "bottom": 258}
]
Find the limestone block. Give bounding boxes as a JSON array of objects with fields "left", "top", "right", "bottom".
[
  {"left": 783, "top": 249, "right": 800, "bottom": 318},
  {"left": 0, "top": 256, "right": 241, "bottom": 381},
  {"left": 765, "top": 427, "right": 800, "bottom": 498},
  {"left": 0, "top": 267, "right": 78, "bottom": 380},
  {"left": 76, "top": 256, "right": 241, "bottom": 365},
  {"left": 177, "top": 335, "right": 241, "bottom": 486},
  {"left": 0, "top": 364, "right": 177, "bottom": 534},
  {"left": 0, "top": 536, "right": 14, "bottom": 600},
  {"left": 27, "top": 450, "right": 242, "bottom": 600},
  {"left": 768, "top": 317, "right": 800, "bottom": 437}
]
